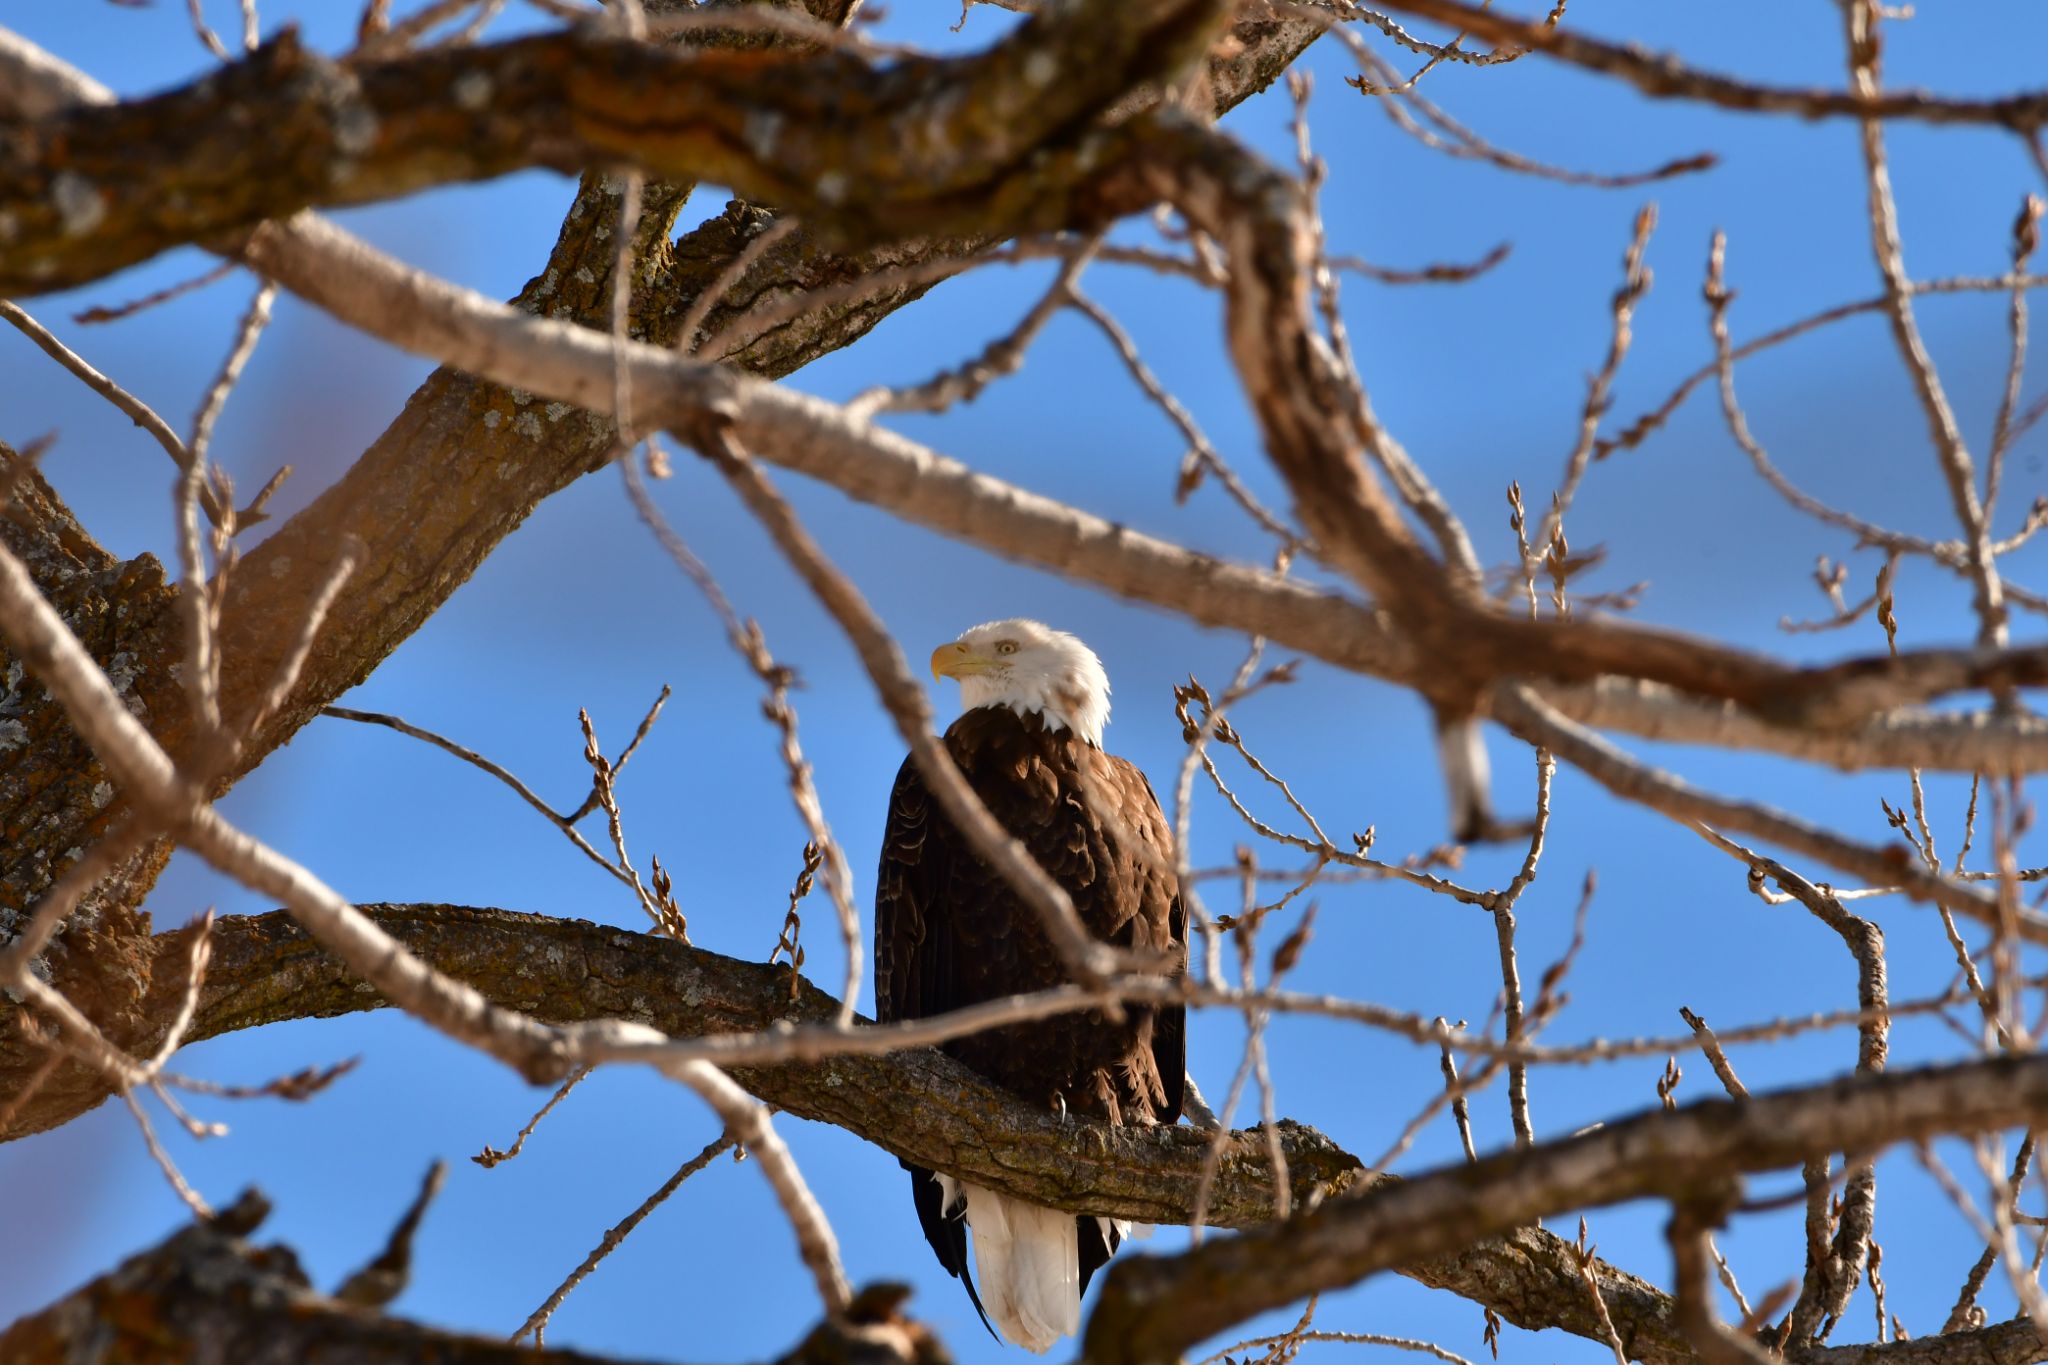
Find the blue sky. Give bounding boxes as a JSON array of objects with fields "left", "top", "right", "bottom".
[{"left": 5, "top": 3, "right": 2048, "bottom": 1362}]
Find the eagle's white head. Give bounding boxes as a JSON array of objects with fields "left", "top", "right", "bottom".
[{"left": 930, "top": 618, "right": 1110, "bottom": 747}]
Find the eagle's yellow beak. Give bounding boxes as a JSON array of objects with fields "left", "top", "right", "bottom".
[{"left": 930, "top": 641, "right": 991, "bottom": 681}]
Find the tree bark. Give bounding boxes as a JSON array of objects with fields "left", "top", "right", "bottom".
[
  {"left": 2, "top": 905, "right": 1675, "bottom": 1361},
  {"left": 0, "top": 1188, "right": 949, "bottom": 1365},
  {"left": 0, "top": 9, "right": 1317, "bottom": 1137}
]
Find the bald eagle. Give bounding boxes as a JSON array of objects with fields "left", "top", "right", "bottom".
[{"left": 875, "top": 619, "right": 1187, "bottom": 1352}]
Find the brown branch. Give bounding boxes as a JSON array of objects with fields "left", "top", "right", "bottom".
[
  {"left": 38, "top": 34, "right": 2048, "bottom": 769},
  {"left": 1669, "top": 1201, "right": 1776, "bottom": 1365},
  {"left": 1492, "top": 685, "right": 2039, "bottom": 942},
  {"left": 1600, "top": 277, "right": 2023, "bottom": 463},
  {"left": 1366, "top": 0, "right": 2048, "bottom": 131},
  {"left": 1083, "top": 1041, "right": 2048, "bottom": 1365},
  {"left": 204, "top": 209, "right": 2048, "bottom": 757},
  {"left": 1802, "top": 1319, "right": 2048, "bottom": 1365},
  {"left": 1133, "top": 111, "right": 2048, "bottom": 730},
  {"left": 0, "top": 907, "right": 1354, "bottom": 1220},
  {"left": 0, "top": 0, "right": 1236, "bottom": 295},
  {"left": 0, "top": 1188, "right": 941, "bottom": 1365},
  {"left": 0, "top": 14, "right": 1329, "bottom": 1133},
  {"left": 1729, "top": 846, "right": 1887, "bottom": 1346},
  {"left": 335, "top": 1160, "right": 447, "bottom": 1309},
  {"left": 0, "top": 10, "right": 1319, "bottom": 917},
  {"left": 0, "top": 904, "right": 1680, "bottom": 1362},
  {"left": 12, "top": 904, "right": 2048, "bottom": 1365},
  {"left": 1839, "top": 0, "right": 2005, "bottom": 650},
  {"left": 512, "top": 1130, "right": 737, "bottom": 1343}
]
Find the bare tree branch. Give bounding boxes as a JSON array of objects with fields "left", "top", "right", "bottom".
[
  {"left": 1364, "top": 0, "right": 2048, "bottom": 131},
  {"left": 0, "top": 1188, "right": 940, "bottom": 1365},
  {"left": 1085, "top": 1044, "right": 2048, "bottom": 1365},
  {"left": 0, "top": 0, "right": 1236, "bottom": 295}
]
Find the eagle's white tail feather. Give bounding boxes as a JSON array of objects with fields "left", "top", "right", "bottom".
[{"left": 960, "top": 1181, "right": 1078, "bottom": 1353}]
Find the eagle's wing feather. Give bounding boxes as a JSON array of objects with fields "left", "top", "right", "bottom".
[
  {"left": 876, "top": 752, "right": 1000, "bottom": 1339},
  {"left": 876, "top": 715, "right": 1188, "bottom": 1339},
  {"left": 1102, "top": 757, "right": 1187, "bottom": 1126}
]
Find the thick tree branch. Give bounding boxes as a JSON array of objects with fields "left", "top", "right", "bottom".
[
  {"left": 12, "top": 905, "right": 2048, "bottom": 1364},
  {"left": 12, "top": 37, "right": 2048, "bottom": 755},
  {"left": 0, "top": 907, "right": 1358, "bottom": 1221},
  {"left": 1803, "top": 1320, "right": 2048, "bottom": 1365},
  {"left": 0, "top": 0, "right": 1235, "bottom": 295},
  {"left": 0, "top": 1188, "right": 944, "bottom": 1365},
  {"left": 0, "top": 450, "right": 172, "bottom": 1115},
  {"left": 1084, "top": 1044, "right": 2048, "bottom": 1365},
  {"left": 7, "top": 27, "right": 2045, "bottom": 1034},
  {"left": 0, "top": 905, "right": 1686, "bottom": 1361},
  {"left": 239, "top": 205, "right": 2048, "bottom": 739},
  {"left": 0, "top": 12, "right": 1320, "bottom": 1157},
  {"left": 0, "top": 12, "right": 1318, "bottom": 901}
]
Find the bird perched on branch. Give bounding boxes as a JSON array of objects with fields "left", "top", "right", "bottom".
[{"left": 875, "top": 619, "right": 1187, "bottom": 1352}]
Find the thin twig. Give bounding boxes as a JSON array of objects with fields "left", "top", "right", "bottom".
[
  {"left": 1435, "top": 1018, "right": 1478, "bottom": 1163},
  {"left": 1987, "top": 197, "right": 2044, "bottom": 521},
  {"left": 579, "top": 705, "right": 673, "bottom": 934},
  {"left": 124, "top": 1088, "right": 213, "bottom": 1218},
  {"left": 228, "top": 541, "right": 359, "bottom": 762},
  {"left": 1328, "top": 241, "right": 1511, "bottom": 286},
  {"left": 565, "top": 685, "right": 672, "bottom": 823},
  {"left": 1572, "top": 1218, "right": 1630, "bottom": 1365},
  {"left": 1842, "top": 0, "right": 2005, "bottom": 649},
  {"left": 1536, "top": 204, "right": 1655, "bottom": 553},
  {"left": 1491, "top": 750, "right": 1554, "bottom": 1148},
  {"left": 1704, "top": 235, "right": 1942, "bottom": 562},
  {"left": 0, "top": 300, "right": 195, "bottom": 481},
  {"left": 620, "top": 457, "right": 859, "bottom": 1015},
  {"left": 475, "top": 1066, "right": 591, "bottom": 1168},
  {"left": 178, "top": 282, "right": 276, "bottom": 745},
  {"left": 351, "top": 0, "right": 487, "bottom": 57},
  {"left": 1323, "top": 19, "right": 1714, "bottom": 188},
  {"left": 848, "top": 239, "right": 1100, "bottom": 418},
  {"left": 1944, "top": 1134, "right": 2035, "bottom": 1332},
  {"left": 1333, "top": 0, "right": 1560, "bottom": 68},
  {"left": 185, "top": 0, "right": 232, "bottom": 58},
  {"left": 1602, "top": 270, "right": 2048, "bottom": 460},
  {"left": 323, "top": 705, "right": 640, "bottom": 892},
  {"left": 1066, "top": 288, "right": 1302, "bottom": 548},
  {"left": 511, "top": 1130, "right": 736, "bottom": 1342},
  {"left": 1195, "top": 1330, "right": 1474, "bottom": 1365},
  {"left": 73, "top": 260, "right": 239, "bottom": 325}
]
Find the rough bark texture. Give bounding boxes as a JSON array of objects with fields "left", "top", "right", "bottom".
[
  {"left": 0, "top": 449, "right": 176, "bottom": 1133},
  {"left": 1083, "top": 1049, "right": 2048, "bottom": 1365},
  {"left": 1802, "top": 1321, "right": 2048, "bottom": 1365},
  {"left": 2, "top": 906, "right": 1357, "bottom": 1226},
  {"left": 0, "top": 7, "right": 1316, "bottom": 1165},
  {"left": 0, "top": 0, "right": 1238, "bottom": 294},
  {"left": 11, "top": 6, "right": 2040, "bottom": 1365},
  {"left": 0, "top": 1189, "right": 949, "bottom": 1365},
  {"left": 4, "top": 905, "right": 1681, "bottom": 1361}
]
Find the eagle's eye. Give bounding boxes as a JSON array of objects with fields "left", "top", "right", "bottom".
[{"left": 995, "top": 641, "right": 1019, "bottom": 656}]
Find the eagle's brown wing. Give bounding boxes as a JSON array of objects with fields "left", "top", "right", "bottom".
[
  {"left": 1103, "top": 755, "right": 1186, "bottom": 1128},
  {"left": 874, "top": 710, "right": 1187, "bottom": 1312}
]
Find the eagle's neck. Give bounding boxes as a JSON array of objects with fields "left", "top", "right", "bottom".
[{"left": 961, "top": 694, "right": 1105, "bottom": 748}]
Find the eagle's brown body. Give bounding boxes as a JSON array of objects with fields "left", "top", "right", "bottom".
[{"left": 875, "top": 705, "right": 1186, "bottom": 1336}]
